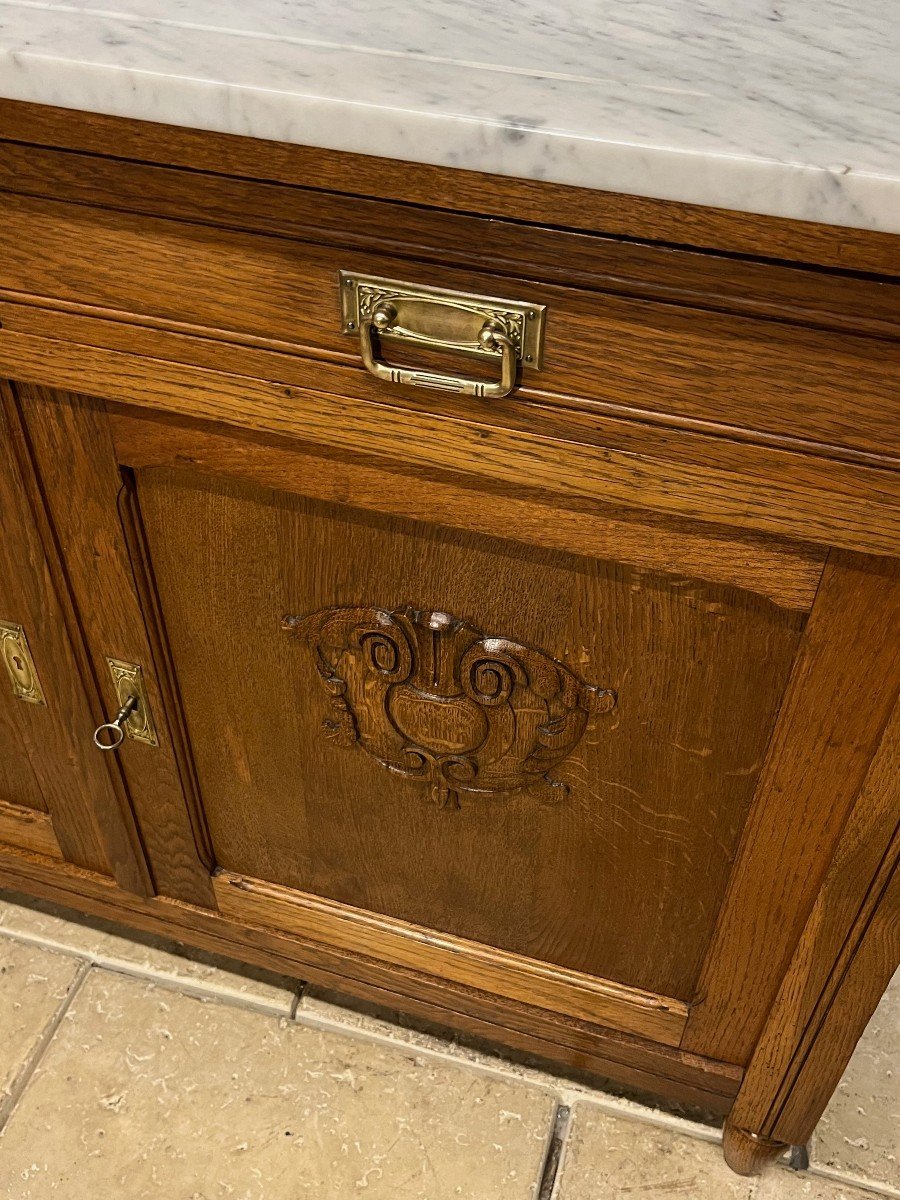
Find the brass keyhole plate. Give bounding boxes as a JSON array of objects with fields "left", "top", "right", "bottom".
[
  {"left": 0, "top": 621, "right": 46, "bottom": 705},
  {"left": 106, "top": 658, "right": 159, "bottom": 747}
]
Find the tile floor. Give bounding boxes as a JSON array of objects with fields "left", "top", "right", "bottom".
[{"left": 0, "top": 890, "right": 895, "bottom": 1199}]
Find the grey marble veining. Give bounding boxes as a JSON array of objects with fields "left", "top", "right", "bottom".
[{"left": 0, "top": 0, "right": 897, "bottom": 232}]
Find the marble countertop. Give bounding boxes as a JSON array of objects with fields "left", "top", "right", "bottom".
[{"left": 1, "top": 1, "right": 898, "bottom": 233}]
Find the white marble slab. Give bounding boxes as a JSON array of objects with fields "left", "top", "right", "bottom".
[{"left": 0, "top": 0, "right": 898, "bottom": 232}]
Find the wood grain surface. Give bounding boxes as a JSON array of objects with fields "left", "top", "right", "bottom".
[
  {"left": 133, "top": 457, "right": 802, "bottom": 1000},
  {"left": 0, "top": 798, "right": 61, "bottom": 859},
  {"left": 14, "top": 384, "right": 215, "bottom": 906},
  {"left": 728, "top": 694, "right": 900, "bottom": 1148},
  {"left": 684, "top": 551, "right": 900, "bottom": 1064},
  {"left": 0, "top": 189, "right": 897, "bottom": 464},
  {"left": 110, "top": 408, "right": 825, "bottom": 610},
  {"left": 1, "top": 333, "right": 896, "bottom": 558},
  {"left": 0, "top": 100, "right": 897, "bottom": 1167},
  {"left": 216, "top": 871, "right": 688, "bottom": 1044},
  {"left": 1, "top": 99, "right": 897, "bottom": 274},
  {"left": 0, "top": 381, "right": 149, "bottom": 889}
]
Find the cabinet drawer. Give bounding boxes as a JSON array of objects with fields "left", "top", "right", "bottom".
[{"left": 0, "top": 184, "right": 898, "bottom": 466}]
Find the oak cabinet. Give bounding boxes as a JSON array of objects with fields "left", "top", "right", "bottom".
[{"left": 0, "top": 101, "right": 897, "bottom": 1176}]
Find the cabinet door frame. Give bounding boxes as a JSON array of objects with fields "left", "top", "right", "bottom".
[
  {"left": 109, "top": 406, "right": 899, "bottom": 1066},
  {"left": 6, "top": 382, "right": 215, "bottom": 907},
  {"left": 0, "top": 381, "right": 151, "bottom": 891}
]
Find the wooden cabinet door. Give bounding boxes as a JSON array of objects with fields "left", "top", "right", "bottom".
[
  {"left": 16, "top": 384, "right": 898, "bottom": 1073},
  {"left": 127, "top": 455, "right": 803, "bottom": 1021},
  {"left": 0, "top": 383, "right": 148, "bottom": 892}
]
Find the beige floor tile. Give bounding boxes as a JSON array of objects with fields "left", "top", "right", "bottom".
[
  {"left": 0, "top": 969, "right": 556, "bottom": 1199},
  {"left": 553, "top": 1105, "right": 753, "bottom": 1199},
  {"left": 754, "top": 1169, "right": 887, "bottom": 1199},
  {"left": 812, "top": 970, "right": 899, "bottom": 1193},
  {"left": 0, "top": 890, "right": 299, "bottom": 1014},
  {"left": 0, "top": 939, "right": 82, "bottom": 1116}
]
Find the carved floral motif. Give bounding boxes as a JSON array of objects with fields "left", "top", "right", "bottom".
[{"left": 283, "top": 605, "right": 615, "bottom": 808}]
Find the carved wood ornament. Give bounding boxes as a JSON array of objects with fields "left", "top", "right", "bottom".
[{"left": 283, "top": 605, "right": 615, "bottom": 808}]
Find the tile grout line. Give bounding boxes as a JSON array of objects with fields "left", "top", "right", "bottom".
[
  {"left": 289, "top": 1005, "right": 567, "bottom": 1096},
  {"left": 538, "top": 1101, "right": 571, "bottom": 1200},
  {"left": 289, "top": 980, "right": 307, "bottom": 1020},
  {"left": 801, "top": 1162, "right": 900, "bottom": 1200},
  {"left": 0, "top": 926, "right": 892, "bottom": 1198},
  {"left": 0, "top": 924, "right": 297, "bottom": 1018},
  {"left": 0, "top": 957, "right": 92, "bottom": 1133},
  {"left": 0, "top": 926, "right": 724, "bottom": 1140},
  {"left": 0, "top": 927, "right": 700, "bottom": 1113},
  {"left": 90, "top": 959, "right": 298, "bottom": 1018}
]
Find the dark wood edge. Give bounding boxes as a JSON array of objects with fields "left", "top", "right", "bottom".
[
  {"left": 722, "top": 1122, "right": 788, "bottom": 1175},
  {"left": 0, "top": 100, "right": 897, "bottom": 276},
  {"left": 0, "top": 846, "right": 742, "bottom": 1113}
]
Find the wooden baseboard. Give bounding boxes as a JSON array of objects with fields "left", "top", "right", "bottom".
[
  {"left": 0, "top": 845, "right": 741, "bottom": 1112},
  {"left": 214, "top": 870, "right": 687, "bottom": 1045}
]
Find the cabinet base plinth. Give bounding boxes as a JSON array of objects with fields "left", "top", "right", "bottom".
[{"left": 723, "top": 1119, "right": 789, "bottom": 1176}]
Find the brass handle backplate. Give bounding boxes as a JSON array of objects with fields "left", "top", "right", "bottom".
[{"left": 340, "top": 272, "right": 546, "bottom": 400}]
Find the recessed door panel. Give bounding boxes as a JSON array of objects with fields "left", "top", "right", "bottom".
[{"left": 135, "top": 465, "right": 804, "bottom": 1001}]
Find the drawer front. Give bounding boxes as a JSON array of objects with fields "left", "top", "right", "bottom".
[{"left": 1, "top": 188, "right": 899, "bottom": 465}]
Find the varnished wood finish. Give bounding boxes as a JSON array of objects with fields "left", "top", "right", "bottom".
[
  {"left": 132, "top": 455, "right": 801, "bottom": 1001},
  {"left": 2, "top": 100, "right": 898, "bottom": 274},
  {"left": 0, "top": 382, "right": 149, "bottom": 889},
  {"left": 0, "top": 799, "right": 62, "bottom": 859},
  {"left": 1, "top": 333, "right": 896, "bottom": 558},
  {"left": 13, "top": 385, "right": 214, "bottom": 907},
  {"left": 684, "top": 552, "right": 900, "bottom": 1064},
  {"left": 0, "top": 103, "right": 897, "bottom": 1172},
  {"left": 0, "top": 189, "right": 898, "bottom": 468},
  {"left": 722, "top": 1124, "right": 788, "bottom": 1176},
  {"left": 285, "top": 602, "right": 615, "bottom": 810},
  {"left": 0, "top": 141, "right": 896, "bottom": 344},
  {"left": 0, "top": 845, "right": 741, "bottom": 1112},
  {"left": 216, "top": 872, "right": 686, "bottom": 1044},
  {"left": 109, "top": 409, "right": 825, "bottom": 611},
  {"left": 726, "top": 696, "right": 900, "bottom": 1151}
]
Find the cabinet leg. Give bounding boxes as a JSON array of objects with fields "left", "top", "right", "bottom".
[{"left": 722, "top": 1119, "right": 789, "bottom": 1175}]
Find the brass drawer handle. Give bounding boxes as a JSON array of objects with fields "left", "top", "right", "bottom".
[
  {"left": 361, "top": 304, "right": 517, "bottom": 399},
  {"left": 340, "top": 272, "right": 546, "bottom": 400}
]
